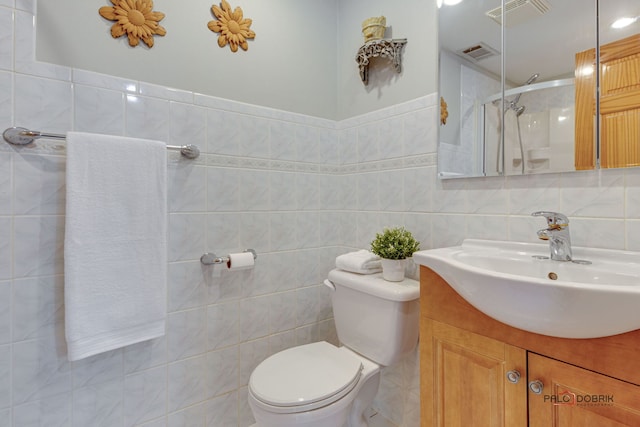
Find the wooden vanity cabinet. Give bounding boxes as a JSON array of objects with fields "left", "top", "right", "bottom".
[
  {"left": 420, "top": 266, "right": 640, "bottom": 427},
  {"left": 528, "top": 353, "right": 640, "bottom": 426},
  {"left": 422, "top": 320, "right": 527, "bottom": 426}
]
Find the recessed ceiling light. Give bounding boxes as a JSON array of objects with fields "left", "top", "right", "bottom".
[{"left": 611, "top": 16, "right": 638, "bottom": 29}]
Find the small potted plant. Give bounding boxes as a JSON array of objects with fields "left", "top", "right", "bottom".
[{"left": 370, "top": 227, "right": 420, "bottom": 281}]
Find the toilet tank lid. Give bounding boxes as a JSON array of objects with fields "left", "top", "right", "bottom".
[{"left": 328, "top": 269, "right": 419, "bottom": 301}]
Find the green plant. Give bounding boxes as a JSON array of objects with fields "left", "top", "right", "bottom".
[{"left": 370, "top": 227, "right": 420, "bottom": 260}]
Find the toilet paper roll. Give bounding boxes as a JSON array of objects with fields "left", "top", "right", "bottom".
[{"left": 226, "top": 252, "right": 255, "bottom": 271}]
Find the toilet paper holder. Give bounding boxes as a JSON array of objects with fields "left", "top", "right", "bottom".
[{"left": 200, "top": 249, "right": 257, "bottom": 265}]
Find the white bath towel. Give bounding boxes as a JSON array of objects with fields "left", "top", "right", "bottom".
[
  {"left": 64, "top": 132, "right": 167, "bottom": 361},
  {"left": 335, "top": 250, "right": 382, "bottom": 274}
]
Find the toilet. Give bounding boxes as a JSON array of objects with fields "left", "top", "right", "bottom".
[{"left": 247, "top": 268, "right": 420, "bottom": 427}]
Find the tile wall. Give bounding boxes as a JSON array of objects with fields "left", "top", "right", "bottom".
[
  {"left": 0, "top": 2, "right": 429, "bottom": 426},
  {"left": 3, "top": 1, "right": 640, "bottom": 427},
  {"left": 337, "top": 96, "right": 437, "bottom": 426}
]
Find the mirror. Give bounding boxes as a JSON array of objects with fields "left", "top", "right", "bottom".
[{"left": 437, "top": 0, "right": 597, "bottom": 178}]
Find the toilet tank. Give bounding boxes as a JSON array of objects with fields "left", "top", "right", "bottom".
[{"left": 327, "top": 269, "right": 420, "bottom": 366}]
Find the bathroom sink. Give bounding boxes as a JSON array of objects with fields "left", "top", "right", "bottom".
[{"left": 413, "top": 239, "right": 640, "bottom": 339}]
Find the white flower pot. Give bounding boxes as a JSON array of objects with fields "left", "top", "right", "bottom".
[{"left": 381, "top": 258, "right": 405, "bottom": 282}]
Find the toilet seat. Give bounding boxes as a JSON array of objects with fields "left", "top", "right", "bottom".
[{"left": 248, "top": 342, "right": 363, "bottom": 413}]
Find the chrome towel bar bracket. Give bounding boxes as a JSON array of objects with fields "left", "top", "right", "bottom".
[{"left": 3, "top": 127, "right": 200, "bottom": 159}]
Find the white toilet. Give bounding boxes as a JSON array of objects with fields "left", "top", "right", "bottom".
[{"left": 247, "top": 268, "right": 420, "bottom": 427}]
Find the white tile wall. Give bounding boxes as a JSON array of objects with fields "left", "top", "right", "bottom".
[
  {"left": 0, "top": 10, "right": 13, "bottom": 72},
  {"left": 124, "top": 367, "right": 166, "bottom": 425},
  {"left": 2, "top": 3, "right": 352, "bottom": 426},
  {"left": 73, "top": 85, "right": 125, "bottom": 135},
  {"left": 14, "top": 74, "right": 72, "bottom": 134},
  {"left": 4, "top": 2, "right": 640, "bottom": 427}
]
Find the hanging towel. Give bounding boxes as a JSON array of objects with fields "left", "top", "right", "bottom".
[
  {"left": 64, "top": 132, "right": 167, "bottom": 361},
  {"left": 335, "top": 250, "right": 382, "bottom": 274}
]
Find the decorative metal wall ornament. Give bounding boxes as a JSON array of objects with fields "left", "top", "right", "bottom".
[
  {"left": 98, "top": 0, "right": 166, "bottom": 48},
  {"left": 356, "top": 39, "right": 407, "bottom": 85},
  {"left": 208, "top": 1, "right": 256, "bottom": 52}
]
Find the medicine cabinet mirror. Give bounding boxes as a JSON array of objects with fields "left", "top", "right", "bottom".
[{"left": 437, "top": 0, "right": 640, "bottom": 178}]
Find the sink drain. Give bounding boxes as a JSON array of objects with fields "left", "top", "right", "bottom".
[{"left": 548, "top": 272, "right": 558, "bottom": 280}]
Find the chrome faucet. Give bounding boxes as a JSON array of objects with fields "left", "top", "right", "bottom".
[{"left": 532, "top": 211, "right": 572, "bottom": 261}]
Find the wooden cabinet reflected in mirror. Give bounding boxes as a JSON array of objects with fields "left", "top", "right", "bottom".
[
  {"left": 576, "top": 33, "right": 640, "bottom": 170},
  {"left": 574, "top": 46, "right": 597, "bottom": 170},
  {"left": 599, "top": 33, "right": 640, "bottom": 169}
]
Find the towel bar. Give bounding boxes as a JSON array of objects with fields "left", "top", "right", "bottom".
[
  {"left": 3, "top": 127, "right": 200, "bottom": 159},
  {"left": 200, "top": 249, "right": 257, "bottom": 265}
]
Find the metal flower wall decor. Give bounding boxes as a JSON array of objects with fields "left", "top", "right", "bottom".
[
  {"left": 99, "top": 0, "right": 166, "bottom": 48},
  {"left": 207, "top": 1, "right": 256, "bottom": 52}
]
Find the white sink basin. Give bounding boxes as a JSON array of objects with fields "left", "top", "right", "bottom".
[{"left": 413, "top": 239, "right": 640, "bottom": 339}]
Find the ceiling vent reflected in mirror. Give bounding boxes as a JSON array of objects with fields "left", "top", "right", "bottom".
[
  {"left": 486, "top": 0, "right": 551, "bottom": 27},
  {"left": 456, "top": 42, "right": 500, "bottom": 62}
]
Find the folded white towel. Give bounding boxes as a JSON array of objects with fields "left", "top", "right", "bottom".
[
  {"left": 335, "top": 250, "right": 382, "bottom": 274},
  {"left": 64, "top": 132, "right": 167, "bottom": 361}
]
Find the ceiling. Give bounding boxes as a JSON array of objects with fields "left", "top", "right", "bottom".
[{"left": 439, "top": 0, "right": 640, "bottom": 86}]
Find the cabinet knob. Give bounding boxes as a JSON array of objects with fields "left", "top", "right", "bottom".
[
  {"left": 528, "top": 380, "right": 544, "bottom": 395},
  {"left": 506, "top": 370, "right": 521, "bottom": 384}
]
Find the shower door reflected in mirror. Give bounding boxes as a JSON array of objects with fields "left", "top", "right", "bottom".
[{"left": 438, "top": 0, "right": 598, "bottom": 178}]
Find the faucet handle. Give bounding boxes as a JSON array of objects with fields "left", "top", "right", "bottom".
[{"left": 531, "top": 211, "right": 569, "bottom": 228}]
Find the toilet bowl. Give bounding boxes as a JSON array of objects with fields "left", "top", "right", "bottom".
[
  {"left": 247, "top": 269, "right": 419, "bottom": 427},
  {"left": 248, "top": 342, "right": 380, "bottom": 427}
]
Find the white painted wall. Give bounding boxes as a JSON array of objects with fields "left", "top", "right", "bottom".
[
  {"left": 37, "top": 0, "right": 339, "bottom": 119},
  {"left": 336, "top": 0, "right": 438, "bottom": 119},
  {"left": 37, "top": 0, "right": 437, "bottom": 121}
]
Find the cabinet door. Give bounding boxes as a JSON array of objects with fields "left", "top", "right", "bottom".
[
  {"left": 599, "top": 33, "right": 640, "bottom": 169},
  {"left": 574, "top": 47, "right": 597, "bottom": 170},
  {"left": 528, "top": 352, "right": 640, "bottom": 426},
  {"left": 421, "top": 320, "right": 527, "bottom": 427},
  {"left": 574, "top": 33, "right": 640, "bottom": 170}
]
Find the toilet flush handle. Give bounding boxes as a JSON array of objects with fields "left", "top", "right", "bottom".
[{"left": 323, "top": 279, "right": 336, "bottom": 291}]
